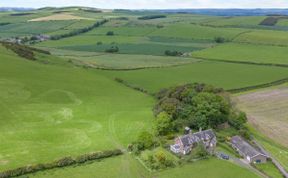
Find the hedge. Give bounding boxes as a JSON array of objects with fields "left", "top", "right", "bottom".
[
  {"left": 0, "top": 149, "right": 123, "bottom": 178},
  {"left": 50, "top": 19, "right": 108, "bottom": 40}
]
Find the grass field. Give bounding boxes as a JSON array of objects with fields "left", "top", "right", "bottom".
[
  {"left": 60, "top": 53, "right": 200, "bottom": 69},
  {"left": 202, "top": 16, "right": 266, "bottom": 27},
  {"left": 0, "top": 20, "right": 77, "bottom": 36},
  {"left": 193, "top": 43, "right": 288, "bottom": 65},
  {"left": 149, "top": 24, "right": 248, "bottom": 40},
  {"left": 28, "top": 155, "right": 259, "bottom": 178},
  {"left": 0, "top": 45, "right": 154, "bottom": 171},
  {"left": 255, "top": 161, "right": 284, "bottom": 178},
  {"left": 101, "top": 61, "right": 288, "bottom": 93},
  {"left": 234, "top": 29, "right": 288, "bottom": 46}
]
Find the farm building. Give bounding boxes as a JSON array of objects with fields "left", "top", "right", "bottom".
[
  {"left": 170, "top": 128, "right": 217, "bottom": 155},
  {"left": 231, "top": 136, "right": 268, "bottom": 163}
]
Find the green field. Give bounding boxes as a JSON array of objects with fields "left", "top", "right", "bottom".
[
  {"left": 0, "top": 45, "right": 154, "bottom": 171},
  {"left": 59, "top": 53, "right": 200, "bottom": 69},
  {"left": 149, "top": 24, "right": 248, "bottom": 40},
  {"left": 202, "top": 16, "right": 266, "bottom": 27},
  {"left": 193, "top": 43, "right": 288, "bottom": 65},
  {"left": 102, "top": 61, "right": 288, "bottom": 93},
  {"left": 28, "top": 156, "right": 260, "bottom": 178},
  {"left": 234, "top": 29, "right": 288, "bottom": 46},
  {"left": 1, "top": 8, "right": 288, "bottom": 178}
]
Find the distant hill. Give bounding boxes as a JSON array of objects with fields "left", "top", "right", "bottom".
[
  {"left": 158, "top": 9, "right": 288, "bottom": 16},
  {"left": 0, "top": 7, "right": 34, "bottom": 12}
]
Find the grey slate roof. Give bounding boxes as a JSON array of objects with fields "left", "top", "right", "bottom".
[
  {"left": 179, "top": 129, "right": 216, "bottom": 147},
  {"left": 231, "top": 136, "right": 267, "bottom": 158}
]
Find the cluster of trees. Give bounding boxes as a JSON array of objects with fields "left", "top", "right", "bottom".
[
  {"left": 1, "top": 42, "right": 48, "bottom": 61},
  {"left": 153, "top": 83, "right": 247, "bottom": 135},
  {"left": 164, "top": 50, "right": 183, "bottom": 56},
  {"left": 105, "top": 46, "right": 119, "bottom": 53},
  {"left": 50, "top": 19, "right": 108, "bottom": 40},
  {"left": 0, "top": 149, "right": 122, "bottom": 178},
  {"left": 138, "top": 15, "right": 167, "bottom": 20}
]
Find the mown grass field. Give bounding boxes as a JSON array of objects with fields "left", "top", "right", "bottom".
[
  {"left": 28, "top": 156, "right": 260, "bottom": 178},
  {"left": 102, "top": 61, "right": 288, "bottom": 93},
  {"left": 60, "top": 53, "right": 200, "bottom": 69},
  {"left": 202, "top": 16, "right": 266, "bottom": 27},
  {"left": 193, "top": 43, "right": 288, "bottom": 65},
  {"left": 0, "top": 45, "right": 154, "bottom": 171},
  {"left": 149, "top": 24, "right": 248, "bottom": 40},
  {"left": 234, "top": 29, "right": 288, "bottom": 46}
]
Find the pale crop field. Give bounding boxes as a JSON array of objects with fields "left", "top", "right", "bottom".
[
  {"left": 28, "top": 13, "right": 93, "bottom": 21},
  {"left": 235, "top": 84, "right": 288, "bottom": 147}
]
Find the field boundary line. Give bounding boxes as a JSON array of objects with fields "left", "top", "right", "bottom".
[
  {"left": 193, "top": 56, "right": 288, "bottom": 68},
  {"left": 228, "top": 78, "right": 288, "bottom": 93}
]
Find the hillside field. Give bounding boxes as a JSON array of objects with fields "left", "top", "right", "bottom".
[
  {"left": 0, "top": 45, "right": 154, "bottom": 171},
  {"left": 102, "top": 62, "right": 288, "bottom": 93},
  {"left": 193, "top": 43, "right": 288, "bottom": 65},
  {"left": 0, "top": 8, "right": 288, "bottom": 178}
]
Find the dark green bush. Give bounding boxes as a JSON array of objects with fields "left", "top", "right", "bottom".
[{"left": 106, "top": 31, "right": 114, "bottom": 36}]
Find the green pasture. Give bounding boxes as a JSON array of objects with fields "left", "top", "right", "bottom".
[
  {"left": 234, "top": 29, "right": 288, "bottom": 46},
  {"left": 38, "top": 35, "right": 147, "bottom": 47},
  {"left": 101, "top": 61, "right": 288, "bottom": 93},
  {"left": 149, "top": 24, "right": 248, "bottom": 40},
  {"left": 28, "top": 155, "right": 259, "bottom": 178},
  {"left": 61, "top": 43, "right": 202, "bottom": 56},
  {"left": 0, "top": 45, "right": 154, "bottom": 171},
  {"left": 61, "top": 53, "right": 200, "bottom": 69},
  {"left": 86, "top": 26, "right": 158, "bottom": 36},
  {"left": 202, "top": 16, "right": 265, "bottom": 27},
  {"left": 0, "top": 20, "right": 76, "bottom": 36},
  {"left": 277, "top": 19, "right": 288, "bottom": 26},
  {"left": 193, "top": 43, "right": 288, "bottom": 65}
]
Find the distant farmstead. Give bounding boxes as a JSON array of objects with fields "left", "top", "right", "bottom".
[
  {"left": 170, "top": 128, "right": 217, "bottom": 155},
  {"left": 231, "top": 136, "right": 268, "bottom": 163}
]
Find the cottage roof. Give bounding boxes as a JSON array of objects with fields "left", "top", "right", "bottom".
[
  {"left": 231, "top": 136, "right": 267, "bottom": 158},
  {"left": 179, "top": 129, "right": 216, "bottom": 147}
]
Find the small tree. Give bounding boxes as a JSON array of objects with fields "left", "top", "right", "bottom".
[{"left": 154, "top": 112, "right": 173, "bottom": 136}]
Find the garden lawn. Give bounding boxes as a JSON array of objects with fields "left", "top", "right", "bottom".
[
  {"left": 101, "top": 61, "right": 288, "bottom": 93},
  {"left": 193, "top": 43, "right": 288, "bottom": 65},
  {"left": 0, "top": 45, "right": 154, "bottom": 171}
]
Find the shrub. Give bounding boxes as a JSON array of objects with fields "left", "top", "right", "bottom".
[
  {"left": 106, "top": 31, "right": 114, "bottom": 36},
  {"left": 97, "top": 41, "right": 103, "bottom": 45},
  {"left": 105, "top": 46, "right": 119, "bottom": 53},
  {"left": 214, "top": 37, "right": 226, "bottom": 43},
  {"left": 164, "top": 50, "right": 183, "bottom": 56}
]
